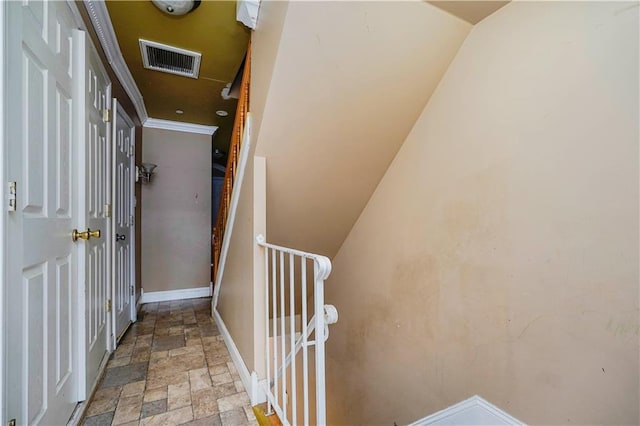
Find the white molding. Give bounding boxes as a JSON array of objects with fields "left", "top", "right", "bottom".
[
  {"left": 84, "top": 0, "right": 148, "bottom": 122},
  {"left": 143, "top": 117, "right": 217, "bottom": 136},
  {"left": 408, "top": 395, "right": 525, "bottom": 426},
  {"left": 213, "top": 114, "right": 252, "bottom": 309},
  {"left": 139, "top": 286, "right": 212, "bottom": 304},
  {"left": 0, "top": 1, "right": 6, "bottom": 422},
  {"left": 213, "top": 309, "right": 266, "bottom": 405}
]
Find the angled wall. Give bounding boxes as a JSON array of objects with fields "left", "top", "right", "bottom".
[
  {"left": 218, "top": 0, "right": 471, "bottom": 383},
  {"left": 325, "top": 2, "right": 639, "bottom": 424},
  {"left": 255, "top": 0, "right": 471, "bottom": 257}
]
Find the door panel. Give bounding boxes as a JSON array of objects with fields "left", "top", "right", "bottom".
[
  {"left": 80, "top": 38, "right": 112, "bottom": 390},
  {"left": 112, "top": 99, "right": 135, "bottom": 341},
  {"left": 5, "top": 1, "right": 78, "bottom": 424}
]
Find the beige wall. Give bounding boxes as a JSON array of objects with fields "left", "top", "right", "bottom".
[
  {"left": 325, "top": 2, "right": 639, "bottom": 425},
  {"left": 141, "top": 128, "right": 212, "bottom": 293},
  {"left": 256, "top": 0, "right": 471, "bottom": 257},
  {"left": 216, "top": 0, "right": 289, "bottom": 373},
  {"left": 216, "top": 150, "right": 256, "bottom": 370},
  {"left": 250, "top": 0, "right": 290, "bottom": 143}
]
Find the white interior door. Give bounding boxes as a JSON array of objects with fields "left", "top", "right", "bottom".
[
  {"left": 76, "top": 29, "right": 112, "bottom": 396},
  {"left": 112, "top": 99, "right": 136, "bottom": 342},
  {"left": 4, "top": 1, "right": 79, "bottom": 424}
]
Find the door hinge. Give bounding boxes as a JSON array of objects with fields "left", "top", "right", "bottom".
[
  {"left": 130, "top": 286, "right": 134, "bottom": 296},
  {"left": 105, "top": 203, "right": 111, "bottom": 217},
  {"left": 103, "top": 108, "right": 111, "bottom": 123},
  {"left": 7, "top": 181, "right": 16, "bottom": 212},
  {"left": 106, "top": 299, "right": 112, "bottom": 313},
  {"left": 8, "top": 419, "right": 16, "bottom": 426}
]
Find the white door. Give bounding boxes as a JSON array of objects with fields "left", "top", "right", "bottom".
[
  {"left": 76, "top": 30, "right": 112, "bottom": 395},
  {"left": 4, "top": 1, "right": 79, "bottom": 424},
  {"left": 112, "top": 99, "right": 136, "bottom": 342}
]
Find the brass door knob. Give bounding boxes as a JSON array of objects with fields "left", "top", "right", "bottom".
[
  {"left": 72, "top": 228, "right": 101, "bottom": 241},
  {"left": 72, "top": 229, "right": 89, "bottom": 241}
]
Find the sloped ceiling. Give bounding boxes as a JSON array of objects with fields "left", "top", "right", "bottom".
[
  {"left": 105, "top": 0, "right": 250, "bottom": 148},
  {"left": 253, "top": 1, "right": 473, "bottom": 257},
  {"left": 427, "top": 1, "right": 509, "bottom": 24}
]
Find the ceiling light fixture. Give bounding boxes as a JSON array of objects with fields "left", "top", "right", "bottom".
[
  {"left": 216, "top": 110, "right": 229, "bottom": 117},
  {"left": 151, "top": 0, "right": 201, "bottom": 16}
]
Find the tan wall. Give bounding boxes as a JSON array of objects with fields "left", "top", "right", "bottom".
[
  {"left": 141, "top": 128, "right": 212, "bottom": 293},
  {"left": 216, "top": 0, "right": 289, "bottom": 373},
  {"left": 255, "top": 0, "right": 471, "bottom": 257},
  {"left": 325, "top": 2, "right": 639, "bottom": 425},
  {"left": 250, "top": 0, "right": 290, "bottom": 143},
  {"left": 217, "top": 151, "right": 257, "bottom": 370}
]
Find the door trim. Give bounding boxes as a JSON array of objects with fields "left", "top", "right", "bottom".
[
  {"left": 0, "top": 0, "right": 6, "bottom": 422},
  {"left": 111, "top": 98, "right": 137, "bottom": 346}
]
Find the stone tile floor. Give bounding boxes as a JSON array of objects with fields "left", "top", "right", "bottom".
[{"left": 81, "top": 298, "right": 259, "bottom": 426}]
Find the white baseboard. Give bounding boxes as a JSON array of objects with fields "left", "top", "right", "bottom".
[
  {"left": 140, "top": 285, "right": 212, "bottom": 304},
  {"left": 213, "top": 308, "right": 266, "bottom": 405}
]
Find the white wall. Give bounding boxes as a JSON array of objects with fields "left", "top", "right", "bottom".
[
  {"left": 325, "top": 1, "right": 639, "bottom": 424},
  {"left": 141, "top": 127, "right": 212, "bottom": 293}
]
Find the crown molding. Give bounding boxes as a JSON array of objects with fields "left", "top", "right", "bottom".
[
  {"left": 85, "top": 0, "right": 148, "bottom": 123},
  {"left": 143, "top": 118, "right": 218, "bottom": 136}
]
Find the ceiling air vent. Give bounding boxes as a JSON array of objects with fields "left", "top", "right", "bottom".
[{"left": 139, "top": 39, "right": 201, "bottom": 79}]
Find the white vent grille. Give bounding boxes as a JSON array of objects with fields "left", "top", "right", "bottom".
[{"left": 139, "top": 39, "right": 201, "bottom": 79}]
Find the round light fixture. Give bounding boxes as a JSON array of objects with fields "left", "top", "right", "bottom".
[
  {"left": 216, "top": 110, "right": 229, "bottom": 117},
  {"left": 151, "top": 0, "right": 201, "bottom": 16},
  {"left": 175, "top": 109, "right": 184, "bottom": 114}
]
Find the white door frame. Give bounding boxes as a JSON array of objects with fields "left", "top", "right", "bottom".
[
  {"left": 111, "top": 98, "right": 137, "bottom": 346},
  {"left": 0, "top": 0, "right": 6, "bottom": 422},
  {"left": 74, "top": 27, "right": 113, "bottom": 398},
  {"left": 130, "top": 133, "right": 137, "bottom": 324}
]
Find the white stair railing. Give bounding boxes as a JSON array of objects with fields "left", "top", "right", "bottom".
[{"left": 256, "top": 235, "right": 338, "bottom": 426}]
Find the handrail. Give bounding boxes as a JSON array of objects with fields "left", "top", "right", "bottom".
[
  {"left": 212, "top": 39, "right": 252, "bottom": 284},
  {"left": 256, "top": 234, "right": 338, "bottom": 426},
  {"left": 256, "top": 235, "right": 332, "bottom": 279}
]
